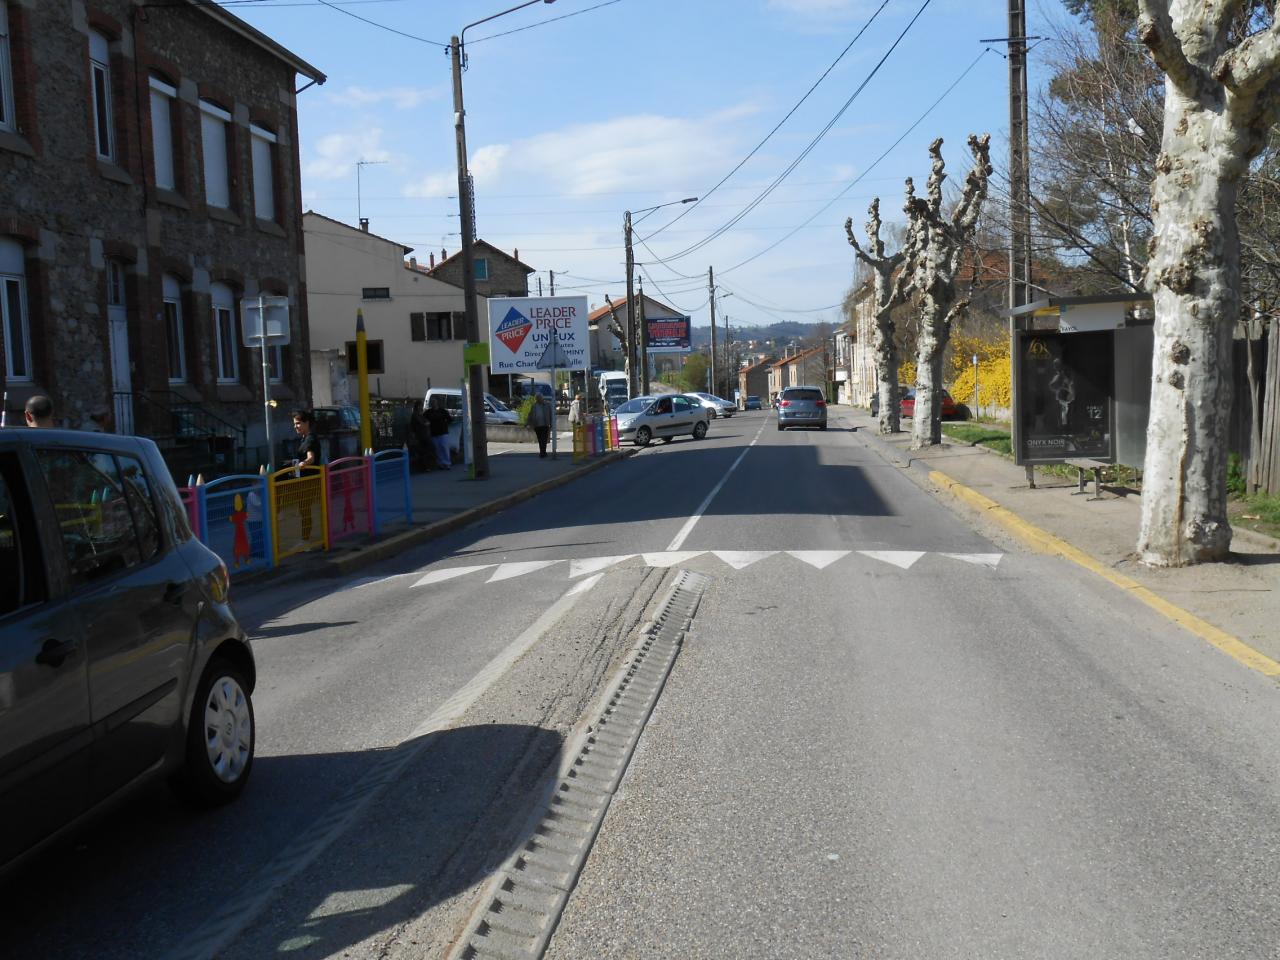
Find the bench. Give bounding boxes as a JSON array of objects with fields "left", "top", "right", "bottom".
[{"left": 1064, "top": 458, "right": 1109, "bottom": 500}]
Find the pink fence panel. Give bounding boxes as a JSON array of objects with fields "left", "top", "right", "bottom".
[
  {"left": 178, "top": 486, "right": 201, "bottom": 539},
  {"left": 326, "top": 456, "right": 374, "bottom": 544}
]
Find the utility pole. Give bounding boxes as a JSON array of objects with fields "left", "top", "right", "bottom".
[
  {"left": 723, "top": 310, "right": 730, "bottom": 398},
  {"left": 638, "top": 280, "right": 650, "bottom": 394},
  {"left": 536, "top": 276, "right": 543, "bottom": 297},
  {"left": 624, "top": 212, "right": 638, "bottom": 398},
  {"left": 1006, "top": 0, "right": 1032, "bottom": 309},
  {"left": 708, "top": 266, "right": 717, "bottom": 399},
  {"left": 549, "top": 270, "right": 556, "bottom": 296},
  {"left": 450, "top": 34, "right": 489, "bottom": 477}
]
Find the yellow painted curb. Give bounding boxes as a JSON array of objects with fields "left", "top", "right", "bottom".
[{"left": 927, "top": 469, "right": 1280, "bottom": 680}]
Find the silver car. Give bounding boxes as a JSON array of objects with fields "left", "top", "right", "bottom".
[
  {"left": 777, "top": 385, "right": 828, "bottom": 430},
  {"left": 688, "top": 392, "right": 736, "bottom": 418},
  {"left": 615, "top": 394, "right": 710, "bottom": 446}
]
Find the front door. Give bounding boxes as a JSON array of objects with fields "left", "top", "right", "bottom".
[
  {"left": 671, "top": 395, "right": 697, "bottom": 433},
  {"left": 106, "top": 261, "right": 133, "bottom": 434},
  {"left": 0, "top": 451, "right": 91, "bottom": 865}
]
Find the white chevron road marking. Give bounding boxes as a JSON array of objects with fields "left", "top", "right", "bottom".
[
  {"left": 786, "top": 550, "right": 851, "bottom": 570},
  {"left": 487, "top": 560, "right": 561, "bottom": 583},
  {"left": 712, "top": 550, "right": 777, "bottom": 570},
  {"left": 642, "top": 551, "right": 706, "bottom": 568},
  {"left": 566, "top": 572, "right": 605, "bottom": 596},
  {"left": 858, "top": 550, "right": 926, "bottom": 570},
  {"left": 568, "top": 555, "right": 636, "bottom": 578},
  {"left": 940, "top": 552, "right": 1004, "bottom": 569},
  {"left": 412, "top": 565, "right": 493, "bottom": 588}
]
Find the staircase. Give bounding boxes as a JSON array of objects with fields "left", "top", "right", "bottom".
[{"left": 118, "top": 391, "right": 249, "bottom": 481}]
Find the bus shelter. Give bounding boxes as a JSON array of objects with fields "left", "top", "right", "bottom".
[{"left": 1006, "top": 294, "right": 1154, "bottom": 490}]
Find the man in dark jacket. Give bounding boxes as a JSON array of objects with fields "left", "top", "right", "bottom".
[{"left": 424, "top": 396, "right": 453, "bottom": 471}]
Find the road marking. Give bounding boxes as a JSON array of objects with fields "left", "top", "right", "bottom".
[
  {"left": 665, "top": 419, "right": 768, "bottom": 551},
  {"left": 940, "top": 552, "right": 1003, "bottom": 568},
  {"left": 788, "top": 550, "right": 851, "bottom": 569},
  {"left": 487, "top": 560, "right": 561, "bottom": 582},
  {"left": 412, "top": 564, "right": 493, "bottom": 587},
  {"left": 928, "top": 468, "right": 1280, "bottom": 680},
  {"left": 566, "top": 572, "right": 604, "bottom": 596},
  {"left": 859, "top": 550, "right": 926, "bottom": 570},
  {"left": 712, "top": 550, "right": 775, "bottom": 570},
  {"left": 642, "top": 550, "right": 706, "bottom": 567},
  {"left": 569, "top": 554, "right": 635, "bottom": 577}
]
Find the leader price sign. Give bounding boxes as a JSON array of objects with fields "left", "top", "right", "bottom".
[{"left": 487, "top": 296, "right": 590, "bottom": 373}]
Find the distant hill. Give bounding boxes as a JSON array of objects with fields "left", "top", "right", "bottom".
[{"left": 689, "top": 320, "right": 816, "bottom": 347}]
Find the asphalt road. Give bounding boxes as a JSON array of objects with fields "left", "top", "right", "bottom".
[{"left": 6, "top": 408, "right": 1280, "bottom": 959}]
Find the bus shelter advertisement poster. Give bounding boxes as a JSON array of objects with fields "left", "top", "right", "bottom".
[
  {"left": 1017, "top": 330, "right": 1113, "bottom": 462},
  {"left": 487, "top": 296, "right": 590, "bottom": 373},
  {"left": 647, "top": 315, "right": 692, "bottom": 354}
]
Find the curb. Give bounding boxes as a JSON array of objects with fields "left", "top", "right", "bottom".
[
  {"left": 848, "top": 415, "right": 1280, "bottom": 682},
  {"left": 317, "top": 449, "right": 635, "bottom": 578}
]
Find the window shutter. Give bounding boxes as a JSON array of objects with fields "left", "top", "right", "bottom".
[
  {"left": 149, "top": 88, "right": 175, "bottom": 190},
  {"left": 251, "top": 131, "right": 275, "bottom": 221},
  {"left": 200, "top": 103, "right": 230, "bottom": 208},
  {"left": 410, "top": 312, "right": 425, "bottom": 341},
  {"left": 451, "top": 311, "right": 466, "bottom": 340}
]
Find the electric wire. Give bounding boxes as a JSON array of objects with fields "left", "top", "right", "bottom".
[
  {"left": 636, "top": 0, "right": 894, "bottom": 246},
  {"left": 641, "top": 0, "right": 935, "bottom": 267},
  {"left": 469, "top": 0, "right": 625, "bottom": 45}
]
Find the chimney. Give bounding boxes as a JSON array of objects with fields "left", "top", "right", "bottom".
[
  {"left": 409, "top": 257, "right": 417, "bottom": 270},
  {"left": 441, "top": 247, "right": 448, "bottom": 261},
  {"left": 513, "top": 248, "right": 519, "bottom": 261},
  {"left": 429, "top": 253, "right": 435, "bottom": 269},
  {"left": 359, "top": 218, "right": 369, "bottom": 232}
]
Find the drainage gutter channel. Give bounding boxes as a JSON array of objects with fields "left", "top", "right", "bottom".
[{"left": 447, "top": 570, "right": 709, "bottom": 960}]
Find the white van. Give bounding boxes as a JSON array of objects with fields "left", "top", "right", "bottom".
[{"left": 423, "top": 387, "right": 519, "bottom": 425}]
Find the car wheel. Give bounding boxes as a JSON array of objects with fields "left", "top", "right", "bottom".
[
  {"left": 635, "top": 426, "right": 652, "bottom": 446},
  {"left": 172, "top": 656, "right": 255, "bottom": 806},
  {"left": 777, "top": 423, "right": 785, "bottom": 431},
  {"left": 693, "top": 421, "right": 708, "bottom": 440},
  {"left": 819, "top": 423, "right": 827, "bottom": 431}
]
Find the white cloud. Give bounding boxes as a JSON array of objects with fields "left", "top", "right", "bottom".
[
  {"left": 405, "top": 111, "right": 738, "bottom": 199},
  {"left": 327, "top": 86, "right": 442, "bottom": 110},
  {"left": 304, "top": 129, "right": 394, "bottom": 181}
]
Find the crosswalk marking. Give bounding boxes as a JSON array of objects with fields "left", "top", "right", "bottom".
[
  {"left": 642, "top": 551, "right": 705, "bottom": 567},
  {"left": 712, "top": 550, "right": 776, "bottom": 570},
  {"left": 567, "top": 572, "right": 604, "bottom": 596},
  {"left": 412, "top": 565, "right": 493, "bottom": 588},
  {"left": 857, "top": 550, "right": 926, "bottom": 570},
  {"left": 940, "top": 552, "right": 1003, "bottom": 569},
  {"left": 569, "top": 555, "right": 636, "bottom": 578},
  {"left": 488, "top": 560, "right": 561, "bottom": 583},
  {"left": 786, "top": 550, "right": 851, "bottom": 570}
]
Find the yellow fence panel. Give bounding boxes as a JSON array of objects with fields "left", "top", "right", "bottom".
[{"left": 269, "top": 467, "right": 330, "bottom": 564}]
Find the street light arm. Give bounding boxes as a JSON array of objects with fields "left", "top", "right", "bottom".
[{"left": 462, "top": 0, "right": 555, "bottom": 47}]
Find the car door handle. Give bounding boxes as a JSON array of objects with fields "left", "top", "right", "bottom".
[
  {"left": 36, "top": 637, "right": 79, "bottom": 668},
  {"left": 163, "top": 582, "right": 187, "bottom": 605}
]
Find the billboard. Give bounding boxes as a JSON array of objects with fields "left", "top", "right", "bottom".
[
  {"left": 1014, "top": 330, "right": 1114, "bottom": 463},
  {"left": 487, "top": 296, "right": 590, "bottom": 373},
  {"left": 646, "top": 315, "right": 691, "bottom": 354}
]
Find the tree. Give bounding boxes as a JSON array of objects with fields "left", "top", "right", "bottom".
[
  {"left": 899, "top": 135, "right": 994, "bottom": 449},
  {"left": 681, "top": 352, "right": 709, "bottom": 393},
  {"left": 845, "top": 198, "right": 909, "bottom": 434},
  {"left": 1135, "top": 1, "right": 1280, "bottom": 565}
]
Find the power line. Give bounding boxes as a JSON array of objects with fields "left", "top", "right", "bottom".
[
  {"left": 469, "top": 0, "right": 625, "bottom": 44},
  {"left": 643, "top": 0, "right": 936, "bottom": 267},
  {"left": 637, "top": 0, "right": 894, "bottom": 247},
  {"left": 305, "top": 0, "right": 447, "bottom": 46},
  {"left": 722, "top": 47, "right": 994, "bottom": 276}
]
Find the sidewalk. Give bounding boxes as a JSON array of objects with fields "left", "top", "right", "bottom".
[{"left": 833, "top": 405, "right": 1280, "bottom": 674}]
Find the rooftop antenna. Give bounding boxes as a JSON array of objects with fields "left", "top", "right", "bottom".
[{"left": 356, "top": 158, "right": 388, "bottom": 226}]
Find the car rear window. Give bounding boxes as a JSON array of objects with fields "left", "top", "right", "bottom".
[{"left": 784, "top": 388, "right": 824, "bottom": 401}]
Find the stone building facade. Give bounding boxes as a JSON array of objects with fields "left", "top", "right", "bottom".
[
  {"left": 423, "top": 240, "right": 533, "bottom": 302},
  {"left": 0, "top": 0, "right": 322, "bottom": 470}
]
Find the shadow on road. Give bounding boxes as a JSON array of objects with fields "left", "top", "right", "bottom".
[{"left": 2, "top": 724, "right": 563, "bottom": 960}]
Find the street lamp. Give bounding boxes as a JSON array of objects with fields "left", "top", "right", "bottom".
[
  {"left": 451, "top": 0, "right": 556, "bottom": 479},
  {"left": 624, "top": 196, "right": 696, "bottom": 396}
]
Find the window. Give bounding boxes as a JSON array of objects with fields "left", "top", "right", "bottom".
[
  {"left": 268, "top": 344, "right": 284, "bottom": 383},
  {"left": 36, "top": 449, "right": 158, "bottom": 587},
  {"left": 0, "top": 5, "right": 14, "bottom": 133},
  {"left": 345, "top": 339, "right": 385, "bottom": 374},
  {"left": 149, "top": 75, "right": 176, "bottom": 191},
  {"left": 163, "top": 273, "right": 186, "bottom": 382},
  {"left": 1, "top": 237, "right": 30, "bottom": 381},
  {"left": 409, "top": 312, "right": 425, "bottom": 342},
  {"left": 211, "top": 282, "right": 238, "bottom": 383},
  {"left": 89, "top": 31, "right": 114, "bottom": 160},
  {"left": 200, "top": 100, "right": 230, "bottom": 208},
  {"left": 0, "top": 453, "right": 45, "bottom": 616},
  {"left": 361, "top": 287, "right": 390, "bottom": 300},
  {"left": 425, "top": 312, "right": 454, "bottom": 341},
  {"left": 250, "top": 124, "right": 275, "bottom": 221},
  {"left": 474, "top": 258, "right": 489, "bottom": 281}
]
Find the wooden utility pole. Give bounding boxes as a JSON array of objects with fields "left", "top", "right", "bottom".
[
  {"left": 638, "top": 280, "right": 649, "bottom": 394},
  {"left": 1007, "top": 0, "right": 1032, "bottom": 309},
  {"left": 708, "top": 266, "right": 717, "bottom": 396}
]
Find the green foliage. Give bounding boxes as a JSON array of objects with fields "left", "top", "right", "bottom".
[
  {"left": 681, "top": 353, "right": 710, "bottom": 392},
  {"left": 1228, "top": 453, "right": 1247, "bottom": 496},
  {"left": 515, "top": 395, "right": 537, "bottom": 425},
  {"left": 941, "top": 423, "right": 1013, "bottom": 457}
]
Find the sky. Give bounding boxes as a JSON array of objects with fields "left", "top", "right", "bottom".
[{"left": 223, "top": 0, "right": 1068, "bottom": 331}]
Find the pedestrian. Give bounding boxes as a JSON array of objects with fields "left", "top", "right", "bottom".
[
  {"left": 290, "top": 409, "right": 323, "bottom": 541},
  {"left": 409, "top": 400, "right": 431, "bottom": 471},
  {"left": 527, "top": 392, "right": 552, "bottom": 458},
  {"left": 568, "top": 392, "right": 584, "bottom": 427},
  {"left": 424, "top": 395, "right": 453, "bottom": 471},
  {"left": 24, "top": 394, "right": 54, "bottom": 428}
]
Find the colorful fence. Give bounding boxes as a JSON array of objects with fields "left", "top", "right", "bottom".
[
  {"left": 572, "top": 415, "right": 621, "bottom": 461},
  {"left": 181, "top": 450, "right": 411, "bottom": 576}
]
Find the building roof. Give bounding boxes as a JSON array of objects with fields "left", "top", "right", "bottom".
[
  {"left": 427, "top": 240, "right": 535, "bottom": 277},
  {"left": 587, "top": 293, "right": 684, "bottom": 324},
  {"left": 189, "top": 1, "right": 325, "bottom": 83},
  {"left": 303, "top": 211, "right": 413, "bottom": 256}
]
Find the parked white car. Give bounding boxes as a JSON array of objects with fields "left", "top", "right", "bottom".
[
  {"left": 614, "top": 395, "right": 710, "bottom": 446},
  {"left": 688, "top": 392, "right": 736, "bottom": 418},
  {"left": 423, "top": 387, "right": 519, "bottom": 424}
]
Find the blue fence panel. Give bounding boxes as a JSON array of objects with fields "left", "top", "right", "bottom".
[
  {"left": 371, "top": 448, "right": 411, "bottom": 533},
  {"left": 201, "top": 474, "right": 274, "bottom": 574}
]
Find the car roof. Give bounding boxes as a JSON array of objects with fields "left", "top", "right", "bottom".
[{"left": 0, "top": 427, "right": 152, "bottom": 454}]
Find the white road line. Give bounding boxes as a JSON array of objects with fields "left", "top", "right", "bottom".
[{"left": 665, "top": 419, "right": 767, "bottom": 551}]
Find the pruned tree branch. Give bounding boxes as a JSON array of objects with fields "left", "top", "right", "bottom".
[
  {"left": 1137, "top": 0, "right": 1204, "bottom": 89},
  {"left": 1214, "top": 17, "right": 1280, "bottom": 97}
]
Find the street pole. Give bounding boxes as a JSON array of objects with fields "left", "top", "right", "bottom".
[
  {"left": 708, "top": 266, "right": 717, "bottom": 399},
  {"left": 638, "top": 279, "right": 650, "bottom": 394},
  {"left": 259, "top": 292, "right": 275, "bottom": 469},
  {"left": 450, "top": 34, "right": 489, "bottom": 477},
  {"left": 1007, "top": 0, "right": 1031, "bottom": 310},
  {"left": 549, "top": 270, "right": 556, "bottom": 296},
  {"left": 723, "top": 310, "right": 730, "bottom": 398},
  {"left": 356, "top": 308, "right": 372, "bottom": 453},
  {"left": 624, "top": 211, "right": 637, "bottom": 398}
]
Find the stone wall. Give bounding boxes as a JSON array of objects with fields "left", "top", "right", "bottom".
[{"left": 0, "top": 0, "right": 318, "bottom": 437}]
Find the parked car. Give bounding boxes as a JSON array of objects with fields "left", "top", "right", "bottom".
[
  {"left": 869, "top": 386, "right": 910, "bottom": 419},
  {"left": 423, "top": 387, "right": 519, "bottom": 425},
  {"left": 745, "top": 395, "right": 763, "bottom": 411},
  {"left": 614, "top": 395, "right": 710, "bottom": 446},
  {"left": 0, "top": 429, "right": 256, "bottom": 872},
  {"left": 900, "top": 388, "right": 962, "bottom": 420},
  {"left": 776, "top": 385, "right": 828, "bottom": 431},
  {"left": 312, "top": 405, "right": 362, "bottom": 460},
  {"left": 689, "top": 392, "right": 736, "bottom": 418}
]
